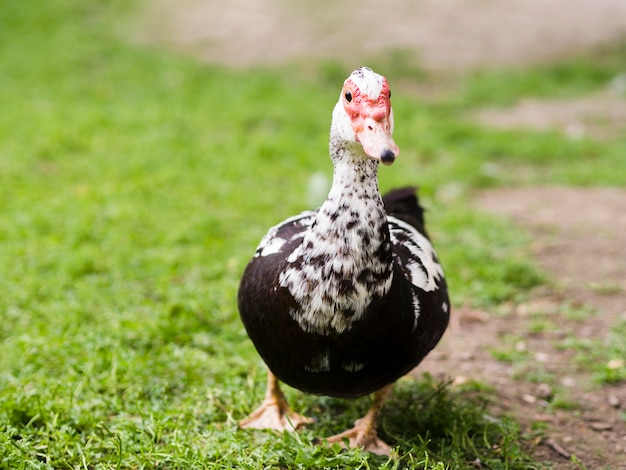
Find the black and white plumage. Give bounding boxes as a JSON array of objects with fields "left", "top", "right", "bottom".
[{"left": 238, "top": 67, "right": 450, "bottom": 454}]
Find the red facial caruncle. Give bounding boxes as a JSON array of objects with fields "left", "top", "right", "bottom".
[{"left": 342, "top": 77, "right": 399, "bottom": 165}]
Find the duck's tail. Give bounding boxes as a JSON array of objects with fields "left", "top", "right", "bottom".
[{"left": 382, "top": 187, "right": 428, "bottom": 238}]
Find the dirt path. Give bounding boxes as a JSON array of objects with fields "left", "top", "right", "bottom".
[
  {"left": 476, "top": 187, "right": 626, "bottom": 319},
  {"left": 138, "top": 0, "right": 626, "bottom": 71},
  {"left": 420, "top": 187, "right": 626, "bottom": 469}
]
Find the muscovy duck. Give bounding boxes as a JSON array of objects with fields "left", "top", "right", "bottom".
[{"left": 238, "top": 66, "right": 450, "bottom": 455}]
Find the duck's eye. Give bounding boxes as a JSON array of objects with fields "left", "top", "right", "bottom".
[
  {"left": 388, "top": 90, "right": 392, "bottom": 99},
  {"left": 345, "top": 90, "right": 352, "bottom": 102}
]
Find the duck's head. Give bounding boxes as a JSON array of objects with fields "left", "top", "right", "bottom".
[{"left": 331, "top": 67, "right": 399, "bottom": 166}]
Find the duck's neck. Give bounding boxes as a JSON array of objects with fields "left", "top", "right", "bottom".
[
  {"left": 280, "top": 145, "right": 394, "bottom": 335},
  {"left": 317, "top": 148, "right": 390, "bottom": 265}
]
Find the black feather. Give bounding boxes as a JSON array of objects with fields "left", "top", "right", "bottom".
[{"left": 383, "top": 187, "right": 428, "bottom": 238}]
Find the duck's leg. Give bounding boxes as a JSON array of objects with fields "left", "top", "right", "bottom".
[
  {"left": 325, "top": 384, "right": 393, "bottom": 455},
  {"left": 239, "top": 370, "right": 313, "bottom": 431}
]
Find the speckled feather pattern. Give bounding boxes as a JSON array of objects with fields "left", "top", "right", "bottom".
[
  {"left": 256, "top": 202, "right": 446, "bottom": 336},
  {"left": 277, "top": 154, "right": 394, "bottom": 334}
]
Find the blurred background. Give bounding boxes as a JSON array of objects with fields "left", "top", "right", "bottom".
[
  {"left": 136, "top": 0, "right": 626, "bottom": 139},
  {"left": 140, "top": 0, "right": 626, "bottom": 71}
]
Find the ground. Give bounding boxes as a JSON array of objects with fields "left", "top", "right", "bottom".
[
  {"left": 423, "top": 187, "right": 626, "bottom": 469},
  {"left": 137, "top": 1, "right": 626, "bottom": 467},
  {"left": 138, "top": 0, "right": 626, "bottom": 71}
]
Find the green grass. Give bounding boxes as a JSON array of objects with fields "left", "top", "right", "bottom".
[
  {"left": 556, "top": 320, "right": 626, "bottom": 385},
  {"left": 1, "top": 0, "right": 625, "bottom": 468}
]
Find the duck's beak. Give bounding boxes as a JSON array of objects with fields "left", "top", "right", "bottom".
[{"left": 355, "top": 112, "right": 399, "bottom": 166}]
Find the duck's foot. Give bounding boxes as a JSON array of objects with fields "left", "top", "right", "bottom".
[
  {"left": 239, "top": 397, "right": 313, "bottom": 431},
  {"left": 239, "top": 371, "right": 312, "bottom": 431},
  {"left": 325, "top": 416, "right": 392, "bottom": 456},
  {"left": 325, "top": 384, "right": 394, "bottom": 456}
]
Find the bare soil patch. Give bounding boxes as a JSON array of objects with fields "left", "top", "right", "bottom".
[
  {"left": 475, "top": 187, "right": 626, "bottom": 317},
  {"left": 474, "top": 91, "right": 626, "bottom": 140},
  {"left": 420, "top": 187, "right": 626, "bottom": 469},
  {"left": 137, "top": 0, "right": 626, "bottom": 71}
]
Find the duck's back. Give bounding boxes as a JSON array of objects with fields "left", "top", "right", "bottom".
[{"left": 238, "top": 189, "right": 450, "bottom": 398}]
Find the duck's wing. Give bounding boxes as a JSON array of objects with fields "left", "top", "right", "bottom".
[
  {"left": 253, "top": 210, "right": 317, "bottom": 259},
  {"left": 383, "top": 188, "right": 445, "bottom": 293},
  {"left": 387, "top": 215, "right": 445, "bottom": 293}
]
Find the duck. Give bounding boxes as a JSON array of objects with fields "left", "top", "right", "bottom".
[{"left": 238, "top": 66, "right": 450, "bottom": 455}]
